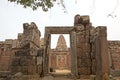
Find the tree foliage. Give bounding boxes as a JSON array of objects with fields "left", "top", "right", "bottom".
[
  {"left": 8, "top": 0, "right": 56, "bottom": 11},
  {"left": 8, "top": 0, "right": 119, "bottom": 18}
]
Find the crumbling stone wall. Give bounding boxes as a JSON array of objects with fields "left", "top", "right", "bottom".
[
  {"left": 11, "top": 49, "right": 37, "bottom": 75},
  {"left": 0, "top": 22, "right": 43, "bottom": 77},
  {"left": 74, "top": 15, "right": 109, "bottom": 80},
  {"left": 91, "top": 27, "right": 109, "bottom": 80},
  {"left": 22, "top": 22, "right": 40, "bottom": 47},
  {"left": 74, "top": 15, "right": 92, "bottom": 75},
  {"left": 0, "top": 39, "right": 18, "bottom": 71},
  {"left": 0, "top": 15, "right": 120, "bottom": 79},
  {"left": 11, "top": 22, "right": 42, "bottom": 75},
  {"left": 108, "top": 41, "right": 120, "bottom": 70}
]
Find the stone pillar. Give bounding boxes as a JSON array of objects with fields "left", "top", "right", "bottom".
[
  {"left": 43, "top": 34, "right": 48, "bottom": 75},
  {"left": 70, "top": 30, "right": 78, "bottom": 77},
  {"left": 74, "top": 15, "right": 91, "bottom": 75},
  {"left": 75, "top": 24, "right": 91, "bottom": 75},
  {"left": 43, "top": 29, "right": 51, "bottom": 75},
  {"left": 95, "top": 27, "right": 109, "bottom": 80},
  {"left": 48, "top": 34, "right": 51, "bottom": 72}
]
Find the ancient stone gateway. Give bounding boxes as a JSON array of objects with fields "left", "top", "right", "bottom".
[
  {"left": 43, "top": 27, "right": 78, "bottom": 77},
  {"left": 0, "top": 14, "right": 112, "bottom": 80},
  {"left": 43, "top": 15, "right": 110, "bottom": 80}
]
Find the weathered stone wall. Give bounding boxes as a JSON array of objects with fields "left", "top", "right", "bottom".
[
  {"left": 74, "top": 15, "right": 110, "bottom": 80},
  {"left": 11, "top": 49, "right": 37, "bottom": 75},
  {"left": 108, "top": 41, "right": 120, "bottom": 70},
  {"left": 1, "top": 15, "right": 120, "bottom": 78},
  {"left": 90, "top": 27, "right": 120, "bottom": 77},
  {"left": 0, "top": 22, "right": 43, "bottom": 77},
  {"left": 92, "top": 27, "right": 109, "bottom": 80},
  {"left": 90, "top": 26, "right": 111, "bottom": 80},
  {"left": 22, "top": 22, "right": 40, "bottom": 47},
  {"left": 0, "top": 39, "right": 18, "bottom": 71},
  {"left": 74, "top": 15, "right": 92, "bottom": 75},
  {"left": 74, "top": 15, "right": 110, "bottom": 79},
  {"left": 10, "top": 22, "right": 42, "bottom": 75}
]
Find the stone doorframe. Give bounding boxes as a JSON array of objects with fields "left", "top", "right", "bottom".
[{"left": 43, "top": 26, "right": 78, "bottom": 76}]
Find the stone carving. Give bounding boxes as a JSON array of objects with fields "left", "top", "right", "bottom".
[
  {"left": 74, "top": 14, "right": 90, "bottom": 26},
  {"left": 75, "top": 24, "right": 84, "bottom": 32}
]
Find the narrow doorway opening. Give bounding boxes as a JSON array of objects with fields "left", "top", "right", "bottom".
[{"left": 49, "top": 34, "right": 71, "bottom": 75}]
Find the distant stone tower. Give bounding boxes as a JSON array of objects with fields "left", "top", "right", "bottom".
[{"left": 56, "top": 35, "right": 68, "bottom": 51}]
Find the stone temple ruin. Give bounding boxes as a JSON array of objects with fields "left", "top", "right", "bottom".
[
  {"left": 0, "top": 14, "right": 120, "bottom": 80},
  {"left": 49, "top": 35, "right": 71, "bottom": 70}
]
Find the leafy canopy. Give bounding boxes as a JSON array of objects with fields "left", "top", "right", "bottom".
[{"left": 8, "top": 0, "right": 56, "bottom": 11}]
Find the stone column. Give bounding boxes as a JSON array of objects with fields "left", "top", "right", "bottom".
[
  {"left": 43, "top": 29, "right": 51, "bottom": 75},
  {"left": 47, "top": 34, "right": 51, "bottom": 73},
  {"left": 70, "top": 30, "right": 78, "bottom": 77},
  {"left": 43, "top": 34, "right": 47, "bottom": 75},
  {"left": 95, "top": 27, "right": 109, "bottom": 80},
  {"left": 75, "top": 24, "right": 91, "bottom": 75}
]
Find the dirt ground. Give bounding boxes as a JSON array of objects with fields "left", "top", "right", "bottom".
[{"left": 40, "top": 69, "right": 120, "bottom": 80}]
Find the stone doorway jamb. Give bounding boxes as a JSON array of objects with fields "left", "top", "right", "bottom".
[{"left": 43, "top": 26, "right": 78, "bottom": 77}]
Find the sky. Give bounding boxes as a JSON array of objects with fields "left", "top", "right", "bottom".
[{"left": 0, "top": 0, "right": 120, "bottom": 48}]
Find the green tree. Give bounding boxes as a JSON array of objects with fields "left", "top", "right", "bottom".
[{"left": 8, "top": 0, "right": 56, "bottom": 11}]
